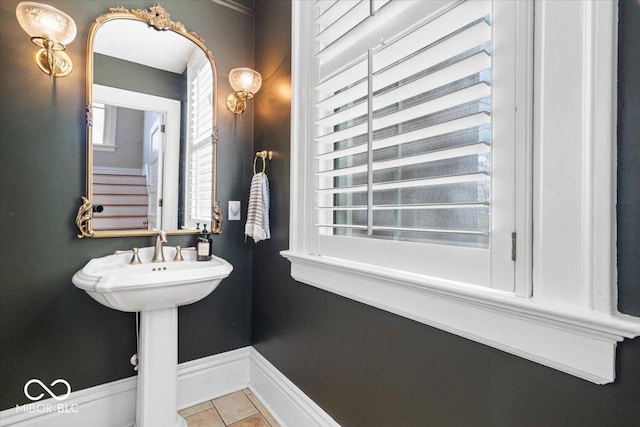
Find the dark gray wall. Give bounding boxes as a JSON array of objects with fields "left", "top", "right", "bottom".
[
  {"left": 0, "top": 0, "right": 254, "bottom": 410},
  {"left": 251, "top": 1, "right": 640, "bottom": 426},
  {"left": 617, "top": 0, "right": 640, "bottom": 316},
  {"left": 94, "top": 53, "right": 186, "bottom": 101}
]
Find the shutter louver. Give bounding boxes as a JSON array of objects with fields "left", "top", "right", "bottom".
[
  {"left": 315, "top": 0, "right": 492, "bottom": 248},
  {"left": 316, "top": 1, "right": 370, "bottom": 55}
]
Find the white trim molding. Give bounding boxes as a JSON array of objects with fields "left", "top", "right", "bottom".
[
  {"left": 178, "top": 347, "right": 251, "bottom": 411},
  {"left": 0, "top": 376, "right": 137, "bottom": 427},
  {"left": 281, "top": 250, "right": 640, "bottom": 384},
  {"left": 249, "top": 348, "right": 340, "bottom": 427},
  {"left": 285, "top": 0, "right": 640, "bottom": 385},
  {"left": 0, "top": 347, "right": 250, "bottom": 427},
  {"left": 0, "top": 347, "right": 338, "bottom": 427}
]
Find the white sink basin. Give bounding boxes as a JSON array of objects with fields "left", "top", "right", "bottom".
[
  {"left": 73, "top": 246, "right": 233, "bottom": 427},
  {"left": 72, "top": 246, "right": 232, "bottom": 312}
]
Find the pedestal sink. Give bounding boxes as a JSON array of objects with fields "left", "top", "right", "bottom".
[{"left": 72, "top": 246, "right": 233, "bottom": 427}]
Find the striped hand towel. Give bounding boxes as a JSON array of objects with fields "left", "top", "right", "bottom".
[{"left": 244, "top": 172, "right": 270, "bottom": 242}]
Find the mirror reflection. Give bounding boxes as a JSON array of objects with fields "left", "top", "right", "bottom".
[
  {"left": 77, "top": 5, "right": 220, "bottom": 238},
  {"left": 90, "top": 89, "right": 180, "bottom": 231}
]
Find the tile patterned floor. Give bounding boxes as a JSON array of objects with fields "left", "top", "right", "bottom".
[{"left": 179, "top": 389, "right": 279, "bottom": 427}]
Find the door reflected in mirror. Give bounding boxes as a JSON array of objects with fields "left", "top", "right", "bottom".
[{"left": 76, "top": 4, "right": 220, "bottom": 238}]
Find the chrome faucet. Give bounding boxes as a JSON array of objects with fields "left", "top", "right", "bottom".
[{"left": 152, "top": 230, "right": 167, "bottom": 263}]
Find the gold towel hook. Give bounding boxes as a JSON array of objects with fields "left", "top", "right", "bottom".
[{"left": 253, "top": 150, "right": 273, "bottom": 175}]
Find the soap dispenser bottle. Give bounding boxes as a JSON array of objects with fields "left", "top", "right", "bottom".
[{"left": 197, "top": 224, "right": 212, "bottom": 261}]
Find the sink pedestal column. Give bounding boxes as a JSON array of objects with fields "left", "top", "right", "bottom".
[{"left": 135, "top": 307, "right": 187, "bottom": 427}]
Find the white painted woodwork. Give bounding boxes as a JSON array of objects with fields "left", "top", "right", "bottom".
[{"left": 0, "top": 347, "right": 339, "bottom": 427}]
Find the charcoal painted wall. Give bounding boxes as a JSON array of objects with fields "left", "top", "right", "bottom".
[
  {"left": 0, "top": 0, "right": 254, "bottom": 410},
  {"left": 251, "top": 1, "right": 640, "bottom": 426}
]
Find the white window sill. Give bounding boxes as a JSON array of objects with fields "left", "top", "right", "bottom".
[
  {"left": 93, "top": 144, "right": 117, "bottom": 152},
  {"left": 281, "top": 250, "right": 640, "bottom": 384}
]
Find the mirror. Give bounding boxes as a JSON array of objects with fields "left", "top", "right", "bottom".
[{"left": 76, "top": 4, "right": 222, "bottom": 238}]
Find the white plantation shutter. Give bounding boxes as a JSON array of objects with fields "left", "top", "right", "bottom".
[
  {"left": 186, "top": 53, "right": 213, "bottom": 226},
  {"left": 312, "top": 0, "right": 517, "bottom": 289},
  {"left": 191, "top": 64, "right": 213, "bottom": 143}
]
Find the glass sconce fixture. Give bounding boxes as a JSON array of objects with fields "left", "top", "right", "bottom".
[
  {"left": 15, "top": 2, "right": 77, "bottom": 78},
  {"left": 226, "top": 68, "right": 262, "bottom": 114}
]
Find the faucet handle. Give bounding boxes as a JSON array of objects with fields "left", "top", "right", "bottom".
[
  {"left": 130, "top": 248, "right": 142, "bottom": 264},
  {"left": 173, "top": 246, "right": 184, "bottom": 262},
  {"left": 115, "top": 247, "right": 142, "bottom": 264}
]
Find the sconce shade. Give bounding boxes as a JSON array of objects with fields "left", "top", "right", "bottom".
[
  {"left": 229, "top": 68, "right": 262, "bottom": 97},
  {"left": 16, "top": 2, "right": 76, "bottom": 78},
  {"left": 16, "top": 2, "right": 77, "bottom": 46}
]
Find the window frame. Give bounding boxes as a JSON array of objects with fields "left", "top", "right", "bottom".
[{"left": 284, "top": 0, "right": 640, "bottom": 384}]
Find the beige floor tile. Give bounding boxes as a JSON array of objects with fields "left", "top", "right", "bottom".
[
  {"left": 243, "top": 388, "right": 253, "bottom": 396},
  {"left": 185, "top": 408, "right": 225, "bottom": 427},
  {"left": 212, "top": 390, "right": 258, "bottom": 425},
  {"left": 227, "top": 413, "right": 271, "bottom": 427},
  {"left": 247, "top": 394, "right": 279, "bottom": 427},
  {"left": 179, "top": 400, "right": 214, "bottom": 418}
]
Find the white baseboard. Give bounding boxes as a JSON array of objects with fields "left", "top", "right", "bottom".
[
  {"left": 0, "top": 347, "right": 337, "bottom": 427},
  {"left": 0, "top": 376, "right": 137, "bottom": 427},
  {"left": 178, "top": 347, "right": 250, "bottom": 410},
  {"left": 249, "top": 348, "right": 339, "bottom": 427}
]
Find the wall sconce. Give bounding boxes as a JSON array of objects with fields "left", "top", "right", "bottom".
[
  {"left": 15, "top": 2, "right": 77, "bottom": 78},
  {"left": 226, "top": 68, "right": 262, "bottom": 115}
]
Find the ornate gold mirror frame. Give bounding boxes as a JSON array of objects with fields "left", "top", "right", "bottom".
[{"left": 76, "top": 4, "right": 222, "bottom": 238}]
